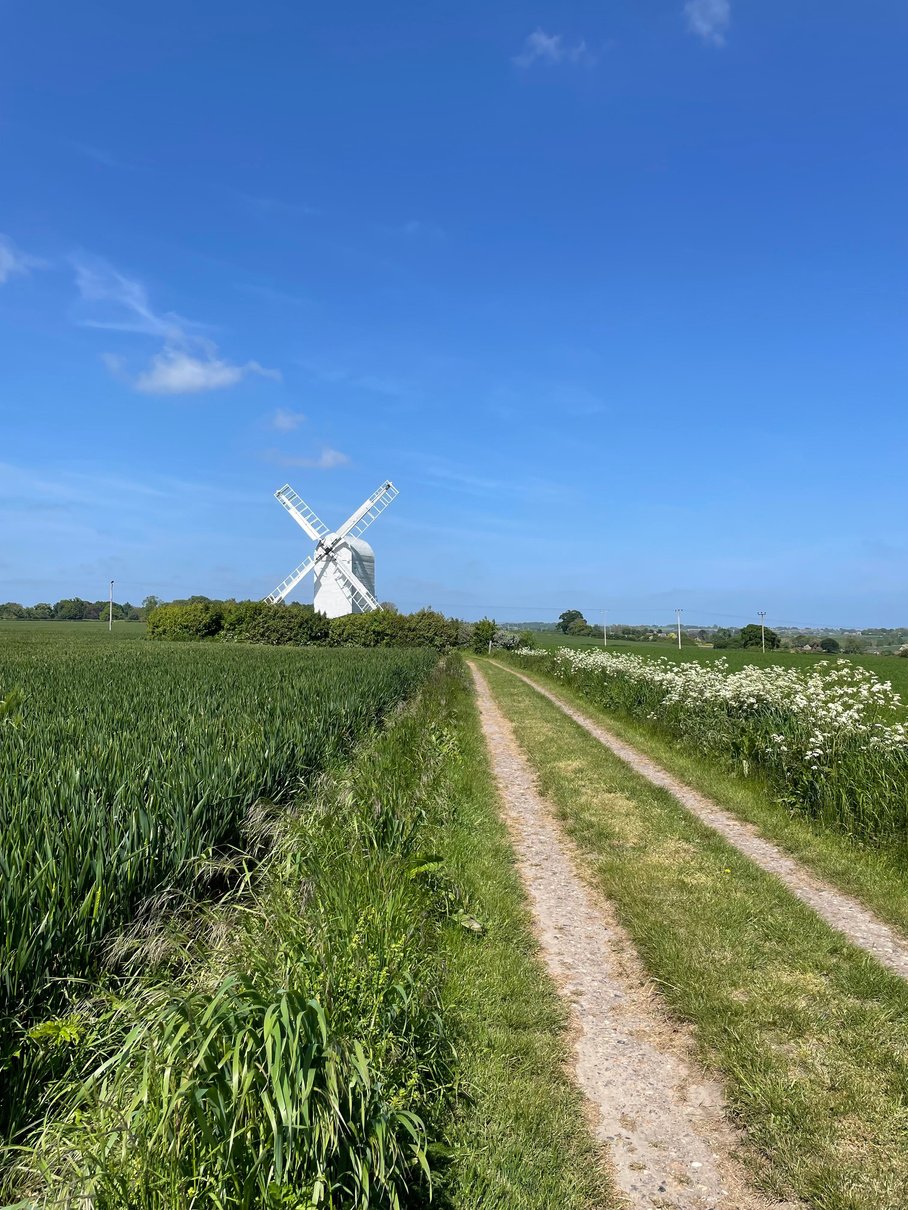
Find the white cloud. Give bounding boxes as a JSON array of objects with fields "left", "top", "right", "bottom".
[
  {"left": 513, "top": 28, "right": 594, "bottom": 69},
  {"left": 0, "top": 234, "right": 46, "bottom": 284},
  {"left": 272, "top": 408, "right": 306, "bottom": 431},
  {"left": 273, "top": 447, "right": 350, "bottom": 470},
  {"left": 134, "top": 347, "right": 280, "bottom": 395},
  {"left": 72, "top": 253, "right": 280, "bottom": 395},
  {"left": 684, "top": 0, "right": 731, "bottom": 46}
]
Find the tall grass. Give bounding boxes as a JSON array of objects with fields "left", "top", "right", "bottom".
[
  {"left": 510, "top": 647, "right": 908, "bottom": 843},
  {"left": 0, "top": 637, "right": 435, "bottom": 1139}
]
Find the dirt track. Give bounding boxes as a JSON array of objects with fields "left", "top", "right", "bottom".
[{"left": 470, "top": 661, "right": 789, "bottom": 1210}]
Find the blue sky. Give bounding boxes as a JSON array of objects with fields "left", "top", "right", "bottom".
[{"left": 1, "top": 1, "right": 906, "bottom": 626}]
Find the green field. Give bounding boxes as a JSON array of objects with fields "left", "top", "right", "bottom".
[{"left": 0, "top": 624, "right": 436, "bottom": 1135}]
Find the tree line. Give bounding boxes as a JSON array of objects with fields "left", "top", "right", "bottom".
[{"left": 0, "top": 598, "right": 150, "bottom": 622}]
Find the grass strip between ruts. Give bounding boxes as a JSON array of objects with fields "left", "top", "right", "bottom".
[
  {"left": 497, "top": 656, "right": 908, "bottom": 941},
  {"left": 481, "top": 659, "right": 908, "bottom": 1210}
]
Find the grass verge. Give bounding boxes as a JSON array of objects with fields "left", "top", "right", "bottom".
[
  {"left": 498, "top": 657, "right": 908, "bottom": 939},
  {"left": 5, "top": 657, "right": 611, "bottom": 1210},
  {"left": 482, "top": 659, "right": 908, "bottom": 1210}
]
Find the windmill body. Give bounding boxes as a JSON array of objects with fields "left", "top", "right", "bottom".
[
  {"left": 313, "top": 534, "right": 376, "bottom": 618},
  {"left": 265, "top": 481, "right": 397, "bottom": 614}
]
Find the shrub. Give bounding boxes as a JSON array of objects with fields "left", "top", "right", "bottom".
[
  {"left": 146, "top": 601, "right": 224, "bottom": 640},
  {"left": 493, "top": 629, "right": 521, "bottom": 651},
  {"left": 329, "top": 608, "right": 458, "bottom": 650},
  {"left": 222, "top": 601, "right": 329, "bottom": 646}
]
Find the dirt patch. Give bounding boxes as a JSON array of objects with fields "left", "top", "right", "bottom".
[
  {"left": 470, "top": 662, "right": 789, "bottom": 1210},
  {"left": 499, "top": 662, "right": 908, "bottom": 983}
]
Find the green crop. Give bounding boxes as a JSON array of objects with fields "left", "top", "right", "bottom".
[{"left": 0, "top": 632, "right": 435, "bottom": 1137}]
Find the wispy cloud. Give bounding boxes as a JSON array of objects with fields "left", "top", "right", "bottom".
[
  {"left": 272, "top": 408, "right": 306, "bottom": 432},
  {"left": 0, "top": 234, "right": 47, "bottom": 285},
  {"left": 513, "top": 29, "right": 595, "bottom": 69},
  {"left": 72, "top": 254, "right": 280, "bottom": 395},
  {"left": 684, "top": 0, "right": 731, "bottom": 46},
  {"left": 269, "top": 447, "right": 350, "bottom": 470}
]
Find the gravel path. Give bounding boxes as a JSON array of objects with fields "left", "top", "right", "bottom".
[
  {"left": 496, "top": 661, "right": 908, "bottom": 982},
  {"left": 470, "top": 662, "right": 787, "bottom": 1210}
]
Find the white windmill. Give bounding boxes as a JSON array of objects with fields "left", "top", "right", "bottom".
[{"left": 265, "top": 481, "right": 398, "bottom": 617}]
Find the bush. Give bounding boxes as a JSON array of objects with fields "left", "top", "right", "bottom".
[
  {"left": 329, "top": 608, "right": 458, "bottom": 650},
  {"left": 493, "top": 629, "right": 521, "bottom": 651},
  {"left": 222, "top": 601, "right": 329, "bottom": 646},
  {"left": 146, "top": 601, "right": 224, "bottom": 640}
]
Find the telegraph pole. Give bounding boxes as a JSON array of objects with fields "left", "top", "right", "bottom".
[
  {"left": 109, "top": 580, "right": 114, "bottom": 633},
  {"left": 676, "top": 608, "right": 682, "bottom": 650},
  {"left": 603, "top": 609, "right": 608, "bottom": 648},
  {"left": 758, "top": 610, "right": 766, "bottom": 653}
]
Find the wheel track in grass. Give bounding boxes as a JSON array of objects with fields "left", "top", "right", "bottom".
[
  {"left": 493, "top": 660, "right": 908, "bottom": 982},
  {"left": 469, "top": 662, "right": 790, "bottom": 1210}
]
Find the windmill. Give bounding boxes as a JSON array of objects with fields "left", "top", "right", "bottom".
[{"left": 265, "top": 481, "right": 398, "bottom": 617}]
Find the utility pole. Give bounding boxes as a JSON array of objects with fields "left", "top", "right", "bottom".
[
  {"left": 109, "top": 580, "right": 114, "bottom": 633},
  {"left": 603, "top": 609, "right": 608, "bottom": 648},
  {"left": 758, "top": 610, "right": 766, "bottom": 653},
  {"left": 676, "top": 608, "right": 682, "bottom": 650}
]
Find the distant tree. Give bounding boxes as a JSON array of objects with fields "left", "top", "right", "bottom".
[
  {"left": 379, "top": 601, "right": 399, "bottom": 613},
  {"left": 738, "top": 623, "right": 780, "bottom": 650},
  {"left": 472, "top": 617, "right": 497, "bottom": 652},
  {"left": 54, "top": 598, "right": 91, "bottom": 621},
  {"left": 142, "top": 595, "right": 163, "bottom": 615},
  {"left": 566, "top": 618, "right": 589, "bottom": 636},
  {"left": 711, "top": 628, "right": 735, "bottom": 649},
  {"left": 0, "top": 602, "right": 25, "bottom": 619},
  {"left": 517, "top": 629, "right": 537, "bottom": 649},
  {"left": 557, "top": 609, "right": 585, "bottom": 634},
  {"left": 27, "top": 603, "right": 54, "bottom": 620},
  {"left": 841, "top": 635, "right": 867, "bottom": 654},
  {"left": 819, "top": 637, "right": 840, "bottom": 653}
]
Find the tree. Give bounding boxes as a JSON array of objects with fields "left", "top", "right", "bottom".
[
  {"left": 53, "top": 598, "right": 90, "bottom": 621},
  {"left": 841, "top": 635, "right": 867, "bottom": 654},
  {"left": 142, "top": 595, "right": 162, "bottom": 615},
  {"left": 557, "top": 609, "right": 585, "bottom": 634},
  {"left": 738, "top": 623, "right": 780, "bottom": 650},
  {"left": 472, "top": 618, "right": 496, "bottom": 652},
  {"left": 819, "top": 637, "right": 840, "bottom": 653},
  {"left": 711, "top": 628, "right": 735, "bottom": 649}
]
